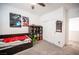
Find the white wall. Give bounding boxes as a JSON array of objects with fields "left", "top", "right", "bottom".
[
  {"left": 40, "top": 7, "right": 67, "bottom": 47},
  {"left": 0, "top": 4, "right": 39, "bottom": 35},
  {"left": 68, "top": 8, "right": 79, "bottom": 18},
  {"left": 0, "top": 5, "right": 3, "bottom": 35}
]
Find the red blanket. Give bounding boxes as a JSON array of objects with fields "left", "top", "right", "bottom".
[{"left": 3, "top": 35, "right": 29, "bottom": 43}]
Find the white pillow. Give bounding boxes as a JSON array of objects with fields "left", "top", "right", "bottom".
[{"left": 24, "top": 38, "right": 32, "bottom": 43}]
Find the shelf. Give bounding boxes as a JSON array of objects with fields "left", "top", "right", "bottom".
[{"left": 29, "top": 25, "right": 43, "bottom": 41}]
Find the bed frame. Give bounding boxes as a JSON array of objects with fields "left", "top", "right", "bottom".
[{"left": 0, "top": 33, "right": 33, "bottom": 55}]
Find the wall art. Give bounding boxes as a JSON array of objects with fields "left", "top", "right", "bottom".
[
  {"left": 10, "top": 13, "right": 21, "bottom": 27},
  {"left": 56, "top": 20, "right": 62, "bottom": 32},
  {"left": 22, "top": 16, "right": 29, "bottom": 27}
]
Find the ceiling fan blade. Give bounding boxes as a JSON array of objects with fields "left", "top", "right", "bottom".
[{"left": 38, "top": 3, "right": 45, "bottom": 7}]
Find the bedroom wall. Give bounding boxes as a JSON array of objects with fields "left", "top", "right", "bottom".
[
  {"left": 0, "top": 4, "right": 39, "bottom": 35},
  {"left": 68, "top": 8, "right": 79, "bottom": 18},
  {"left": 40, "top": 7, "right": 67, "bottom": 47}
]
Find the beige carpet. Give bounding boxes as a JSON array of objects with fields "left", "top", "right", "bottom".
[{"left": 15, "top": 40, "right": 79, "bottom": 55}]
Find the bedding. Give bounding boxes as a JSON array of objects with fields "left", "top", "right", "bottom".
[
  {"left": 3, "top": 37, "right": 16, "bottom": 43},
  {"left": 14, "top": 35, "right": 29, "bottom": 41},
  {"left": 3, "top": 35, "right": 29, "bottom": 43},
  {"left": 0, "top": 39, "right": 4, "bottom": 42},
  {"left": 0, "top": 38, "right": 32, "bottom": 50}
]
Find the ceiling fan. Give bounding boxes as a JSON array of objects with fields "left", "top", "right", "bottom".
[
  {"left": 38, "top": 3, "right": 46, "bottom": 7},
  {"left": 31, "top": 3, "right": 46, "bottom": 9}
]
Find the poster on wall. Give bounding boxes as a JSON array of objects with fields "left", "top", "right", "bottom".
[
  {"left": 22, "top": 16, "right": 29, "bottom": 27},
  {"left": 10, "top": 13, "right": 21, "bottom": 27},
  {"left": 56, "top": 20, "right": 62, "bottom": 32}
]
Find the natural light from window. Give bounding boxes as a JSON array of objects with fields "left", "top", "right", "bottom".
[{"left": 69, "top": 17, "right": 79, "bottom": 31}]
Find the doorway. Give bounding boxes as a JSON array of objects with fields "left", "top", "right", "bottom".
[{"left": 68, "top": 17, "right": 79, "bottom": 48}]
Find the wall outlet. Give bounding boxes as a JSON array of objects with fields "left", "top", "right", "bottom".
[{"left": 58, "top": 41, "right": 61, "bottom": 44}]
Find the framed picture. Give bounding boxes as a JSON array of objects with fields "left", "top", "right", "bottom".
[
  {"left": 22, "top": 16, "right": 29, "bottom": 26},
  {"left": 56, "top": 20, "right": 62, "bottom": 32},
  {"left": 10, "top": 13, "right": 21, "bottom": 27}
]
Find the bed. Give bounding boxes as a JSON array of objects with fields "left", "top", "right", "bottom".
[{"left": 0, "top": 33, "right": 33, "bottom": 55}]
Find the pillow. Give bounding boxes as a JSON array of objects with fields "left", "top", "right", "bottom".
[
  {"left": 24, "top": 38, "right": 32, "bottom": 43},
  {"left": 25, "top": 35, "right": 29, "bottom": 38}
]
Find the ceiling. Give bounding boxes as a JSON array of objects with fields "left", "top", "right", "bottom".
[{"left": 6, "top": 3, "right": 79, "bottom": 16}]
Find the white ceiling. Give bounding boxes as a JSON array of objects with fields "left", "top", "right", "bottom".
[{"left": 6, "top": 3, "right": 79, "bottom": 16}]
